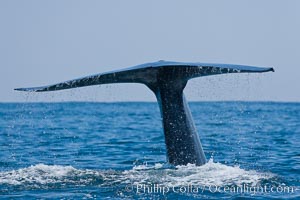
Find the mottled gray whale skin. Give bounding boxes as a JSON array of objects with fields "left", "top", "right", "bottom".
[{"left": 15, "top": 60, "right": 274, "bottom": 166}]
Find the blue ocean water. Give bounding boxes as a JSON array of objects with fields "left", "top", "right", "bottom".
[{"left": 0, "top": 102, "right": 299, "bottom": 199}]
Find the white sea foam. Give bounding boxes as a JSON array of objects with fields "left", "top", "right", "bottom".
[
  {"left": 124, "top": 159, "right": 274, "bottom": 187},
  {"left": 0, "top": 159, "right": 274, "bottom": 189},
  {"left": 0, "top": 164, "right": 104, "bottom": 186}
]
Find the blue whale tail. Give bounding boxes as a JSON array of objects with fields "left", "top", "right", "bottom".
[{"left": 15, "top": 60, "right": 274, "bottom": 166}]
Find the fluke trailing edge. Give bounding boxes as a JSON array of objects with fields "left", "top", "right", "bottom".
[{"left": 15, "top": 60, "right": 274, "bottom": 166}]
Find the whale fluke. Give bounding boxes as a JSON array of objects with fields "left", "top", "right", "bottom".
[
  {"left": 15, "top": 60, "right": 274, "bottom": 166},
  {"left": 15, "top": 61, "right": 274, "bottom": 92}
]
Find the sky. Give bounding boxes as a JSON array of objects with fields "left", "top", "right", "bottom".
[{"left": 0, "top": 0, "right": 299, "bottom": 102}]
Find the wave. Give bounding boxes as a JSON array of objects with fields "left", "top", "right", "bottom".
[{"left": 0, "top": 159, "right": 274, "bottom": 190}]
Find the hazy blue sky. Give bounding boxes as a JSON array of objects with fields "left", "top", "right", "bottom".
[{"left": 0, "top": 1, "right": 299, "bottom": 102}]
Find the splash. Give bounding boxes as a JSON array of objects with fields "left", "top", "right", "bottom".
[
  {"left": 123, "top": 159, "right": 273, "bottom": 187},
  {"left": 0, "top": 160, "right": 274, "bottom": 190}
]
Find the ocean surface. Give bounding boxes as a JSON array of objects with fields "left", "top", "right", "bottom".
[{"left": 0, "top": 102, "right": 299, "bottom": 199}]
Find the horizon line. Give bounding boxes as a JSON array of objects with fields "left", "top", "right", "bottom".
[{"left": 0, "top": 100, "right": 299, "bottom": 104}]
